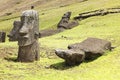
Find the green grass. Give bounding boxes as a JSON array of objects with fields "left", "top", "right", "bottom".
[
  {"left": 1, "top": 0, "right": 120, "bottom": 80},
  {"left": 40, "top": 13, "right": 120, "bottom": 48}
]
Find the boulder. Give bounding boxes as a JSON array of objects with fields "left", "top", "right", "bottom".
[
  {"left": 68, "top": 37, "right": 112, "bottom": 60},
  {"left": 55, "top": 49, "right": 85, "bottom": 66}
]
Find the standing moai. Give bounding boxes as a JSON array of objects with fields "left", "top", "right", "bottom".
[
  {"left": 57, "top": 12, "right": 79, "bottom": 29},
  {"left": 57, "top": 12, "right": 71, "bottom": 29},
  {"left": 7, "top": 21, "right": 21, "bottom": 41},
  {"left": 0, "top": 32, "right": 6, "bottom": 42},
  {"left": 8, "top": 10, "right": 40, "bottom": 62}
]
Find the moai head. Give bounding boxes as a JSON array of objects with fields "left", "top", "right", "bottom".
[
  {"left": 57, "top": 12, "right": 72, "bottom": 29},
  {"left": 8, "top": 21, "right": 21, "bottom": 41},
  {"left": 18, "top": 10, "right": 39, "bottom": 46},
  {"left": 62, "top": 12, "right": 71, "bottom": 19},
  {"left": 8, "top": 10, "right": 39, "bottom": 46}
]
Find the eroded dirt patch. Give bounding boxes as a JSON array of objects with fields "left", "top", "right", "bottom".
[{"left": 0, "top": 47, "right": 17, "bottom": 59}]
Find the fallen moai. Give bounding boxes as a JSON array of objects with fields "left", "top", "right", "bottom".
[
  {"left": 46, "top": 8, "right": 120, "bottom": 38},
  {"left": 55, "top": 38, "right": 112, "bottom": 65},
  {"left": 0, "top": 32, "right": 6, "bottom": 42},
  {"left": 38, "top": 12, "right": 79, "bottom": 38},
  {"left": 8, "top": 10, "right": 40, "bottom": 62},
  {"left": 57, "top": 12, "right": 79, "bottom": 29},
  {"left": 68, "top": 38, "right": 112, "bottom": 60},
  {"left": 74, "top": 8, "right": 120, "bottom": 20},
  {"left": 55, "top": 49, "right": 85, "bottom": 66}
]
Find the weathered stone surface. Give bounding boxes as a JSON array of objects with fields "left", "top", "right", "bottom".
[
  {"left": 17, "top": 41, "right": 40, "bottom": 62},
  {"left": 7, "top": 21, "right": 21, "bottom": 41},
  {"left": 67, "top": 20, "right": 79, "bottom": 29},
  {"left": 55, "top": 49, "right": 85, "bottom": 66},
  {"left": 68, "top": 37, "right": 112, "bottom": 60},
  {"left": 57, "top": 12, "right": 79, "bottom": 29},
  {"left": 8, "top": 10, "right": 40, "bottom": 62},
  {"left": 57, "top": 12, "right": 71, "bottom": 29},
  {"left": 0, "top": 32, "right": 6, "bottom": 42}
]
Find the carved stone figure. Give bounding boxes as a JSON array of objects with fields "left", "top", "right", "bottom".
[
  {"left": 57, "top": 12, "right": 79, "bottom": 29},
  {"left": 57, "top": 12, "right": 71, "bottom": 29},
  {"left": 8, "top": 10, "right": 40, "bottom": 62},
  {"left": 0, "top": 32, "right": 6, "bottom": 42},
  {"left": 55, "top": 38, "right": 112, "bottom": 66},
  {"left": 55, "top": 49, "right": 85, "bottom": 66},
  {"left": 68, "top": 38, "right": 112, "bottom": 60},
  {"left": 7, "top": 21, "right": 21, "bottom": 41}
]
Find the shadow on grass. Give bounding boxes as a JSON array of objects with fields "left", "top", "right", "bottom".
[
  {"left": 4, "top": 57, "right": 17, "bottom": 62},
  {"left": 84, "top": 56, "right": 101, "bottom": 63},
  {"left": 49, "top": 62, "right": 81, "bottom": 70},
  {"left": 49, "top": 55, "right": 102, "bottom": 70}
]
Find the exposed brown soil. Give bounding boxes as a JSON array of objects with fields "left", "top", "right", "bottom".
[
  {"left": 0, "top": 45, "right": 56, "bottom": 60},
  {"left": 40, "top": 46, "right": 57, "bottom": 59},
  {"left": 39, "top": 29, "right": 64, "bottom": 38},
  {"left": 0, "top": 47, "right": 17, "bottom": 59},
  {"left": 0, "top": 0, "right": 87, "bottom": 17}
]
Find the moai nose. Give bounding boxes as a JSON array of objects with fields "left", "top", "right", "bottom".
[
  {"left": 19, "top": 26, "right": 28, "bottom": 36},
  {"left": 7, "top": 34, "right": 13, "bottom": 38}
]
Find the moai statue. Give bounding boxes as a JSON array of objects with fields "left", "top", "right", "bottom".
[
  {"left": 8, "top": 10, "right": 40, "bottom": 62},
  {"left": 55, "top": 38, "right": 112, "bottom": 66},
  {"left": 7, "top": 21, "right": 21, "bottom": 41},
  {"left": 57, "top": 12, "right": 71, "bottom": 29},
  {"left": 0, "top": 32, "right": 6, "bottom": 42}
]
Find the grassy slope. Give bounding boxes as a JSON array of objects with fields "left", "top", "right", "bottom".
[{"left": 1, "top": 0, "right": 120, "bottom": 80}]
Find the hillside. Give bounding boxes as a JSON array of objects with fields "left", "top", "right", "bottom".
[
  {"left": 0, "top": 0, "right": 120, "bottom": 80},
  {"left": 0, "top": 0, "right": 82, "bottom": 16}
]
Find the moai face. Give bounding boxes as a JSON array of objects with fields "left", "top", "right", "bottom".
[
  {"left": 57, "top": 12, "right": 72, "bottom": 29},
  {"left": 18, "top": 10, "right": 39, "bottom": 46},
  {"left": 8, "top": 21, "right": 21, "bottom": 41},
  {"left": 62, "top": 12, "right": 71, "bottom": 19}
]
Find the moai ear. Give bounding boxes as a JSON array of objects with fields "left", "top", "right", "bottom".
[{"left": 34, "top": 31, "right": 39, "bottom": 39}]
